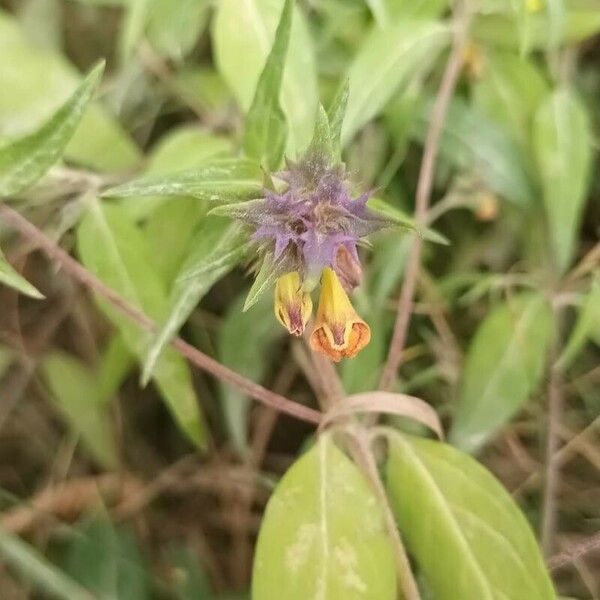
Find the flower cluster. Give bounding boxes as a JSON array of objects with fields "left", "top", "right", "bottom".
[{"left": 235, "top": 152, "right": 388, "bottom": 361}]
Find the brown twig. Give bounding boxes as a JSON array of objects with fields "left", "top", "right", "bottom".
[
  {"left": 548, "top": 532, "right": 600, "bottom": 571},
  {"left": 379, "top": 4, "right": 470, "bottom": 391},
  {"left": 0, "top": 204, "right": 322, "bottom": 426}
]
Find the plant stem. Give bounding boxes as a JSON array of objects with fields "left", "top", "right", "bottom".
[
  {"left": 0, "top": 204, "right": 322, "bottom": 426},
  {"left": 541, "top": 360, "right": 564, "bottom": 555},
  {"left": 379, "top": 4, "right": 470, "bottom": 391}
]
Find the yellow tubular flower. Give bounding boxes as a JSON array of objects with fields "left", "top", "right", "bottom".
[
  {"left": 310, "top": 267, "right": 371, "bottom": 362},
  {"left": 274, "top": 271, "right": 313, "bottom": 336}
]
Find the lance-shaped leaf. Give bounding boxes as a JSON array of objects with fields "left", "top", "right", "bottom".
[
  {"left": 104, "top": 158, "right": 263, "bottom": 202},
  {"left": 450, "top": 293, "right": 554, "bottom": 452},
  {"left": 242, "top": 251, "right": 292, "bottom": 312},
  {"left": 212, "top": 0, "right": 318, "bottom": 154},
  {"left": 0, "top": 248, "right": 43, "bottom": 299},
  {"left": 77, "top": 199, "right": 209, "bottom": 450},
  {"left": 243, "top": 0, "right": 292, "bottom": 170},
  {"left": 533, "top": 87, "right": 592, "bottom": 273},
  {"left": 558, "top": 273, "right": 600, "bottom": 370},
  {"left": 327, "top": 80, "right": 349, "bottom": 159},
  {"left": 42, "top": 351, "right": 118, "bottom": 469},
  {"left": 386, "top": 433, "right": 556, "bottom": 600},
  {"left": 253, "top": 435, "right": 396, "bottom": 600},
  {"left": 0, "top": 61, "right": 104, "bottom": 197},
  {"left": 305, "top": 105, "right": 335, "bottom": 165},
  {"left": 0, "top": 528, "right": 93, "bottom": 600},
  {"left": 218, "top": 291, "right": 282, "bottom": 453},
  {"left": 141, "top": 219, "right": 248, "bottom": 385},
  {"left": 342, "top": 20, "right": 450, "bottom": 145}
]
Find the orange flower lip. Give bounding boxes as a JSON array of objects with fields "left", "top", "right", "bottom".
[{"left": 309, "top": 268, "right": 371, "bottom": 362}]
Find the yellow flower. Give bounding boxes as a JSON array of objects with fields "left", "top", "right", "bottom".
[
  {"left": 310, "top": 267, "right": 371, "bottom": 362},
  {"left": 274, "top": 271, "right": 313, "bottom": 336}
]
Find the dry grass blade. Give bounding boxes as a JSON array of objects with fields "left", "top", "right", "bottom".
[{"left": 320, "top": 391, "right": 444, "bottom": 439}]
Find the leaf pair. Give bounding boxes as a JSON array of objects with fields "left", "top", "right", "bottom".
[{"left": 253, "top": 432, "right": 556, "bottom": 600}]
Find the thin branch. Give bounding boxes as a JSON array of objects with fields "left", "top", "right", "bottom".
[
  {"left": 548, "top": 532, "right": 600, "bottom": 571},
  {"left": 379, "top": 4, "right": 470, "bottom": 391},
  {"left": 541, "top": 361, "right": 564, "bottom": 555},
  {"left": 0, "top": 204, "right": 322, "bottom": 426}
]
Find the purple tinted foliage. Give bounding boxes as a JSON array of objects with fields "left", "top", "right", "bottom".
[{"left": 234, "top": 156, "right": 387, "bottom": 284}]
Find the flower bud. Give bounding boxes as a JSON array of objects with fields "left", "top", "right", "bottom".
[
  {"left": 274, "top": 272, "right": 312, "bottom": 336},
  {"left": 310, "top": 267, "right": 371, "bottom": 362}
]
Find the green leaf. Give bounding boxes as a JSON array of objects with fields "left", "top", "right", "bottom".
[
  {"left": 252, "top": 435, "right": 396, "bottom": 600},
  {"left": 510, "top": 0, "right": 566, "bottom": 55},
  {"left": 243, "top": 252, "right": 290, "bottom": 312},
  {"left": 450, "top": 293, "right": 554, "bottom": 452},
  {"left": 146, "top": 0, "right": 210, "bottom": 61},
  {"left": 77, "top": 199, "right": 209, "bottom": 450},
  {"left": 365, "top": 0, "right": 389, "bottom": 27},
  {"left": 97, "top": 334, "right": 134, "bottom": 401},
  {"left": 141, "top": 219, "right": 247, "bottom": 385},
  {"left": 385, "top": 0, "right": 448, "bottom": 19},
  {"left": 104, "top": 158, "right": 263, "bottom": 203},
  {"left": 386, "top": 433, "right": 556, "bottom": 600},
  {"left": 165, "top": 544, "right": 214, "bottom": 600},
  {"left": 218, "top": 290, "right": 282, "bottom": 453},
  {"left": 0, "top": 10, "right": 140, "bottom": 171},
  {"left": 0, "top": 247, "right": 44, "bottom": 298},
  {"left": 123, "top": 126, "right": 232, "bottom": 221},
  {"left": 472, "top": 50, "right": 550, "bottom": 149},
  {"left": 42, "top": 351, "right": 118, "bottom": 468},
  {"left": 63, "top": 516, "right": 150, "bottom": 600},
  {"left": 120, "top": 0, "right": 152, "bottom": 62},
  {"left": 243, "top": 0, "right": 292, "bottom": 170},
  {"left": 0, "top": 527, "right": 93, "bottom": 600},
  {"left": 412, "top": 97, "right": 535, "bottom": 206},
  {"left": 342, "top": 20, "right": 450, "bottom": 145},
  {"left": 533, "top": 87, "right": 592, "bottom": 273},
  {"left": 0, "top": 61, "right": 103, "bottom": 197},
  {"left": 558, "top": 273, "right": 600, "bottom": 370},
  {"left": 212, "top": 0, "right": 318, "bottom": 154},
  {"left": 327, "top": 80, "right": 349, "bottom": 159},
  {"left": 305, "top": 104, "right": 335, "bottom": 164}
]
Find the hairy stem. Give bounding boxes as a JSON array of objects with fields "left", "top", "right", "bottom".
[{"left": 0, "top": 204, "right": 322, "bottom": 426}]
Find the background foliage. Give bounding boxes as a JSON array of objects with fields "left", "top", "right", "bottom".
[{"left": 0, "top": 0, "right": 598, "bottom": 598}]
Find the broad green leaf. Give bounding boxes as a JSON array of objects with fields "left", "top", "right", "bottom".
[
  {"left": 342, "top": 20, "right": 450, "bottom": 145},
  {"left": 218, "top": 291, "right": 282, "bottom": 452},
  {"left": 0, "top": 247, "right": 43, "bottom": 298},
  {"left": 253, "top": 435, "right": 396, "bottom": 600},
  {"left": 0, "top": 10, "right": 140, "bottom": 171},
  {"left": 450, "top": 294, "right": 554, "bottom": 452},
  {"left": 42, "top": 351, "right": 118, "bottom": 468},
  {"left": 558, "top": 273, "right": 600, "bottom": 369},
  {"left": 386, "top": 433, "right": 556, "bottom": 600},
  {"left": 141, "top": 219, "right": 247, "bottom": 385},
  {"left": 473, "top": 50, "right": 549, "bottom": 149},
  {"left": 105, "top": 159, "right": 263, "bottom": 203},
  {"left": 243, "top": 0, "right": 292, "bottom": 170},
  {"left": 412, "top": 97, "right": 535, "bottom": 206},
  {"left": 212, "top": 0, "right": 318, "bottom": 154},
  {"left": 77, "top": 199, "right": 209, "bottom": 449},
  {"left": 0, "top": 527, "right": 93, "bottom": 600},
  {"left": 0, "top": 62, "right": 103, "bottom": 197},
  {"left": 63, "top": 516, "right": 150, "bottom": 600},
  {"left": 533, "top": 88, "right": 592, "bottom": 273},
  {"left": 510, "top": 0, "right": 566, "bottom": 55},
  {"left": 146, "top": 0, "right": 210, "bottom": 61}
]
